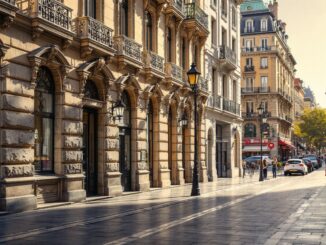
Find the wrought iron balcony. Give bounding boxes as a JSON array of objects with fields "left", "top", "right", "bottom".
[
  {"left": 241, "top": 46, "right": 280, "bottom": 54},
  {"left": 244, "top": 65, "right": 255, "bottom": 72},
  {"left": 114, "top": 35, "right": 143, "bottom": 68},
  {"left": 165, "top": 62, "right": 183, "bottom": 85},
  {"left": 223, "top": 98, "right": 240, "bottom": 115},
  {"left": 242, "top": 111, "right": 271, "bottom": 119},
  {"left": 277, "top": 88, "right": 293, "bottom": 103},
  {"left": 184, "top": 3, "right": 209, "bottom": 35},
  {"left": 26, "top": 0, "right": 73, "bottom": 43},
  {"left": 198, "top": 76, "right": 208, "bottom": 92},
  {"left": 207, "top": 96, "right": 222, "bottom": 110},
  {"left": 143, "top": 50, "right": 165, "bottom": 79},
  {"left": 218, "top": 45, "right": 237, "bottom": 70},
  {"left": 0, "top": 0, "right": 18, "bottom": 28},
  {"left": 165, "top": 0, "right": 184, "bottom": 19},
  {"left": 76, "top": 16, "right": 115, "bottom": 58},
  {"left": 241, "top": 87, "right": 271, "bottom": 94}
]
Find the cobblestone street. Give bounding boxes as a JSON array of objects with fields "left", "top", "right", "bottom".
[{"left": 0, "top": 167, "right": 325, "bottom": 245}]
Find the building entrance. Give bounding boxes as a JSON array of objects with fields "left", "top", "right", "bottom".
[
  {"left": 119, "top": 127, "right": 131, "bottom": 191},
  {"left": 82, "top": 108, "right": 98, "bottom": 196}
]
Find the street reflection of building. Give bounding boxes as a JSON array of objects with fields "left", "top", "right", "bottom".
[
  {"left": 240, "top": 0, "right": 297, "bottom": 161},
  {"left": 204, "top": 0, "right": 243, "bottom": 180},
  {"left": 0, "top": 0, "right": 210, "bottom": 212}
]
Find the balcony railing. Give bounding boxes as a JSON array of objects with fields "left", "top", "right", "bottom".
[
  {"left": 165, "top": 62, "right": 183, "bottom": 83},
  {"left": 219, "top": 45, "right": 237, "bottom": 66},
  {"left": 2, "top": 0, "right": 16, "bottom": 5},
  {"left": 143, "top": 51, "right": 164, "bottom": 73},
  {"left": 285, "top": 115, "right": 293, "bottom": 123},
  {"left": 115, "top": 35, "right": 142, "bottom": 63},
  {"left": 198, "top": 76, "right": 208, "bottom": 92},
  {"left": 243, "top": 111, "right": 271, "bottom": 119},
  {"left": 207, "top": 96, "right": 222, "bottom": 109},
  {"left": 277, "top": 88, "right": 293, "bottom": 103},
  {"left": 241, "top": 87, "right": 271, "bottom": 94},
  {"left": 171, "top": 0, "right": 183, "bottom": 13},
  {"left": 184, "top": 3, "right": 208, "bottom": 30},
  {"left": 223, "top": 98, "right": 240, "bottom": 115},
  {"left": 29, "top": 0, "right": 72, "bottom": 30},
  {"left": 244, "top": 65, "right": 255, "bottom": 72},
  {"left": 77, "top": 16, "right": 113, "bottom": 48},
  {"left": 241, "top": 46, "right": 280, "bottom": 54}
]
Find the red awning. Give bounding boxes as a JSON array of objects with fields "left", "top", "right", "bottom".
[{"left": 278, "top": 139, "right": 295, "bottom": 149}]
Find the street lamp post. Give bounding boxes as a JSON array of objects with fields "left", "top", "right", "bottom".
[
  {"left": 187, "top": 63, "right": 201, "bottom": 196},
  {"left": 257, "top": 103, "right": 267, "bottom": 182}
]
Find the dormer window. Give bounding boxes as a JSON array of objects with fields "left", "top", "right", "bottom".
[
  {"left": 261, "top": 19, "right": 268, "bottom": 32},
  {"left": 245, "top": 19, "right": 254, "bottom": 33}
]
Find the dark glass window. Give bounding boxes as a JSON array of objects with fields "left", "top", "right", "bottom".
[
  {"left": 84, "top": 80, "right": 100, "bottom": 100},
  {"left": 85, "top": 0, "right": 96, "bottom": 19},
  {"left": 167, "top": 27, "right": 172, "bottom": 62},
  {"left": 120, "top": 0, "right": 128, "bottom": 36},
  {"left": 34, "top": 67, "right": 55, "bottom": 173},
  {"left": 244, "top": 123, "right": 256, "bottom": 138},
  {"left": 145, "top": 11, "right": 153, "bottom": 51},
  {"left": 181, "top": 38, "right": 186, "bottom": 69}
]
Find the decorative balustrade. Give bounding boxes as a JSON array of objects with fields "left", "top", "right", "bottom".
[
  {"left": 165, "top": 62, "right": 183, "bottom": 82},
  {"left": 171, "top": 0, "right": 183, "bottom": 13},
  {"left": 184, "top": 3, "right": 208, "bottom": 30},
  {"left": 244, "top": 65, "right": 255, "bottom": 72},
  {"left": 223, "top": 98, "right": 240, "bottom": 115},
  {"left": 198, "top": 76, "right": 208, "bottom": 92},
  {"left": 207, "top": 96, "right": 222, "bottom": 109},
  {"left": 77, "top": 16, "right": 113, "bottom": 47},
  {"left": 143, "top": 50, "right": 164, "bottom": 73},
  {"left": 241, "top": 46, "right": 280, "bottom": 54},
  {"left": 115, "top": 35, "right": 142, "bottom": 63},
  {"left": 219, "top": 45, "right": 237, "bottom": 66},
  {"left": 29, "top": 0, "right": 72, "bottom": 30},
  {"left": 241, "top": 87, "right": 271, "bottom": 94},
  {"left": 2, "top": 0, "right": 16, "bottom": 5}
]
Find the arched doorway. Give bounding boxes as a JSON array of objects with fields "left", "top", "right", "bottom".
[
  {"left": 119, "top": 91, "right": 132, "bottom": 191},
  {"left": 207, "top": 128, "right": 213, "bottom": 182},
  {"left": 82, "top": 80, "right": 100, "bottom": 196}
]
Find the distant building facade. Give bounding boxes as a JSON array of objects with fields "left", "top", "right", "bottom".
[
  {"left": 204, "top": 0, "right": 243, "bottom": 180},
  {"left": 240, "top": 0, "right": 297, "bottom": 160}
]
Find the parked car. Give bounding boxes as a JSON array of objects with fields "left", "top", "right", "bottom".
[
  {"left": 284, "top": 159, "right": 308, "bottom": 176},
  {"left": 303, "top": 155, "right": 319, "bottom": 169},
  {"left": 302, "top": 158, "right": 314, "bottom": 173}
]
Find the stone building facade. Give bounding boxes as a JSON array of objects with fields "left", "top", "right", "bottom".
[
  {"left": 240, "top": 0, "right": 296, "bottom": 161},
  {"left": 204, "top": 0, "right": 243, "bottom": 180},
  {"left": 0, "top": 0, "right": 210, "bottom": 212}
]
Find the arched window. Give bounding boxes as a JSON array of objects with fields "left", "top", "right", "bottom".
[
  {"left": 120, "top": 0, "right": 128, "bottom": 36},
  {"left": 34, "top": 67, "right": 55, "bottom": 172},
  {"left": 245, "top": 19, "right": 254, "bottom": 33},
  {"left": 261, "top": 19, "right": 268, "bottom": 32},
  {"left": 244, "top": 123, "right": 256, "bottom": 138},
  {"left": 147, "top": 99, "right": 154, "bottom": 187},
  {"left": 145, "top": 11, "right": 153, "bottom": 51},
  {"left": 167, "top": 27, "right": 172, "bottom": 62},
  {"left": 84, "top": 80, "right": 100, "bottom": 100}
]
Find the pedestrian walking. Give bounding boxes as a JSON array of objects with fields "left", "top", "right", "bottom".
[
  {"left": 263, "top": 159, "right": 268, "bottom": 179},
  {"left": 272, "top": 156, "right": 277, "bottom": 178},
  {"left": 242, "top": 160, "right": 246, "bottom": 178}
]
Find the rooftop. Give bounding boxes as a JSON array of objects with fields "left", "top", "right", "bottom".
[{"left": 241, "top": 0, "right": 269, "bottom": 13}]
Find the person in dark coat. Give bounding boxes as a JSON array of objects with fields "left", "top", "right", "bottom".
[{"left": 263, "top": 159, "right": 268, "bottom": 179}]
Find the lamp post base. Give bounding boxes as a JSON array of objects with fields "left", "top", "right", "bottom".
[{"left": 191, "top": 188, "right": 200, "bottom": 196}]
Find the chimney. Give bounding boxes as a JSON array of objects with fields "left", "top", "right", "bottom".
[{"left": 268, "top": 0, "right": 278, "bottom": 19}]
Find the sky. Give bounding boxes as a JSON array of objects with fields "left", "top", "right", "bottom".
[{"left": 274, "top": 0, "right": 326, "bottom": 107}]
